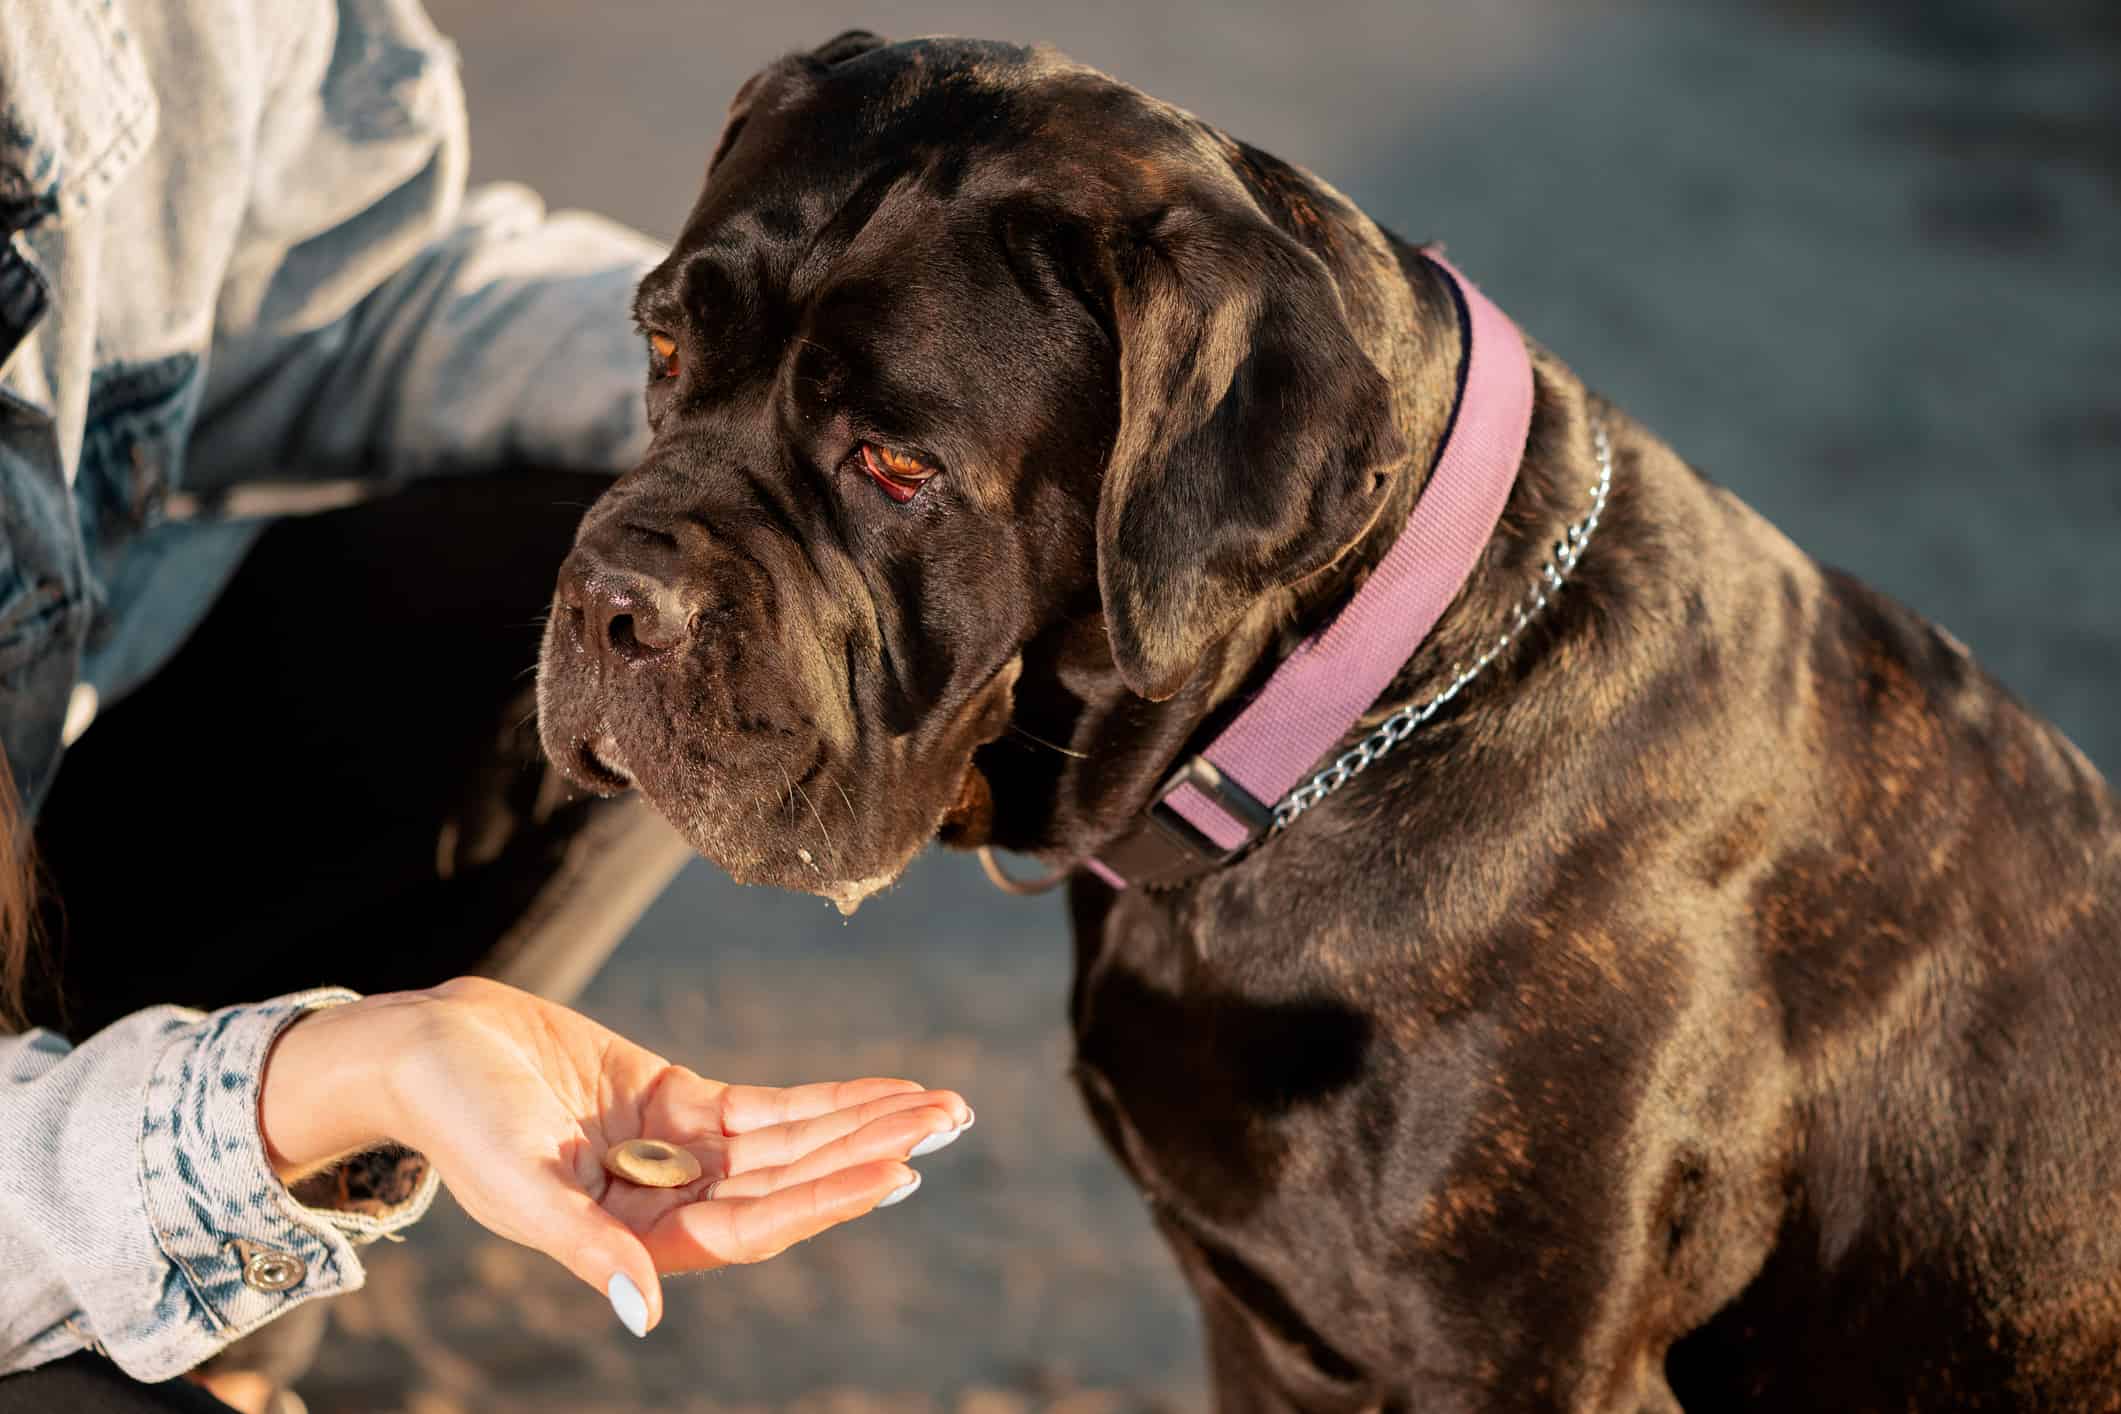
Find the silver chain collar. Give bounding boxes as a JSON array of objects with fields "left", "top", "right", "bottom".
[{"left": 1271, "top": 412, "right": 1615, "bottom": 831}]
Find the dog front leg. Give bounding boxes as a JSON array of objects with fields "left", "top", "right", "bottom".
[{"left": 1170, "top": 1212, "right": 1695, "bottom": 1414}]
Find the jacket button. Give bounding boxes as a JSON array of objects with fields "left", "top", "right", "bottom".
[{"left": 236, "top": 1243, "right": 307, "bottom": 1293}]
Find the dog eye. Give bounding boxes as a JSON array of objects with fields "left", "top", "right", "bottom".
[
  {"left": 647, "top": 332, "right": 679, "bottom": 380},
  {"left": 857, "top": 443, "right": 938, "bottom": 503}
]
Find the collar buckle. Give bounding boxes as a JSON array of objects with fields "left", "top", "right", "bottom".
[
  {"left": 1095, "top": 754, "right": 1276, "bottom": 887},
  {"left": 1151, "top": 755, "right": 1276, "bottom": 857},
  {"left": 1089, "top": 754, "right": 1276, "bottom": 891}
]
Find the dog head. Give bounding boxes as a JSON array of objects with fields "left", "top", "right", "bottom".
[{"left": 536, "top": 33, "right": 1408, "bottom": 909}]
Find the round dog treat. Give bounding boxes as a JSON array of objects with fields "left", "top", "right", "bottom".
[{"left": 602, "top": 1138, "right": 703, "bottom": 1189}]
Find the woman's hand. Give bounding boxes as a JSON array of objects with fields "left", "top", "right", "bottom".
[{"left": 258, "top": 977, "right": 970, "bottom": 1335}]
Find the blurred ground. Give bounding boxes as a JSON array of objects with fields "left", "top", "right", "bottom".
[{"left": 304, "top": 1, "right": 2119, "bottom": 1410}]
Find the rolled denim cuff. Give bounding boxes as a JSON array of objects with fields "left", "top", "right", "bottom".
[{"left": 120, "top": 990, "right": 434, "bottom": 1379}]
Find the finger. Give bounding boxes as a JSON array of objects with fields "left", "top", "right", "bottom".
[
  {"left": 709, "top": 1104, "right": 962, "bottom": 1201},
  {"left": 642, "top": 1160, "right": 918, "bottom": 1272},
  {"left": 721, "top": 1089, "right": 968, "bottom": 1175},
  {"left": 520, "top": 1178, "right": 664, "bottom": 1337},
  {"left": 714, "top": 1077, "right": 931, "bottom": 1133}
]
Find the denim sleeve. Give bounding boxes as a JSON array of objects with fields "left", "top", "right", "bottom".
[
  {"left": 0, "top": 991, "right": 438, "bottom": 1381},
  {"left": 192, "top": 184, "right": 664, "bottom": 489}
]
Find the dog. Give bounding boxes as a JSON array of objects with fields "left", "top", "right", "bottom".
[{"left": 535, "top": 32, "right": 2121, "bottom": 1410}]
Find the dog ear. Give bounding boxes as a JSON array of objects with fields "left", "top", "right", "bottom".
[
  {"left": 1097, "top": 202, "right": 1405, "bottom": 701},
  {"left": 711, "top": 33, "right": 891, "bottom": 177},
  {"left": 707, "top": 73, "right": 766, "bottom": 176},
  {"left": 809, "top": 29, "right": 890, "bottom": 65}
]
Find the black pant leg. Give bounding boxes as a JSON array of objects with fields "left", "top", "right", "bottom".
[
  {"left": 0, "top": 1355, "right": 237, "bottom": 1414},
  {"left": 27, "top": 472, "right": 684, "bottom": 1039}
]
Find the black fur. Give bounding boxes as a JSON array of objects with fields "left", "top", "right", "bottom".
[{"left": 536, "top": 35, "right": 2121, "bottom": 1410}]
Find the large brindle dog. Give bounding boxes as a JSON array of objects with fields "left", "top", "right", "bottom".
[{"left": 535, "top": 32, "right": 2121, "bottom": 1411}]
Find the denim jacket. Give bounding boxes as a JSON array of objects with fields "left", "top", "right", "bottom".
[{"left": 1, "top": 0, "right": 662, "bottom": 1380}]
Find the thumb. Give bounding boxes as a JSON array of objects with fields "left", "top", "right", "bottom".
[{"left": 527, "top": 1183, "right": 663, "bottom": 1338}]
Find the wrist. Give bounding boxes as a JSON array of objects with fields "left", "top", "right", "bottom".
[{"left": 257, "top": 993, "right": 420, "bottom": 1182}]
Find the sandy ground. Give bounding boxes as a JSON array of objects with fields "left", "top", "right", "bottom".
[{"left": 302, "top": 2, "right": 2118, "bottom": 1409}]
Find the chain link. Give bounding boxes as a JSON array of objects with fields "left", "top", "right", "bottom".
[{"left": 1271, "top": 412, "right": 1615, "bottom": 831}]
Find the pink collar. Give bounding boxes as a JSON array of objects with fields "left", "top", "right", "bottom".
[{"left": 1089, "top": 252, "right": 1534, "bottom": 890}]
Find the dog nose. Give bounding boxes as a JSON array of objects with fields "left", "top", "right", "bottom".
[{"left": 557, "top": 554, "right": 694, "bottom": 667}]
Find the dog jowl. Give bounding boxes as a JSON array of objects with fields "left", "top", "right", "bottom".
[{"left": 537, "top": 31, "right": 2121, "bottom": 1410}]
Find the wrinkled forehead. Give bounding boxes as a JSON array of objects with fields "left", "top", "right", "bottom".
[{"left": 646, "top": 38, "right": 1224, "bottom": 292}]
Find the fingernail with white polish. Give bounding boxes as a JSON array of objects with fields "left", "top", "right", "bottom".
[
  {"left": 909, "top": 1126, "right": 961, "bottom": 1159},
  {"left": 878, "top": 1173, "right": 922, "bottom": 1208},
  {"left": 607, "top": 1272, "right": 649, "bottom": 1338},
  {"left": 959, "top": 1107, "right": 975, "bottom": 1131}
]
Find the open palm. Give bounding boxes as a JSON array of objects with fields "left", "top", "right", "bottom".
[{"left": 373, "top": 978, "right": 968, "bottom": 1332}]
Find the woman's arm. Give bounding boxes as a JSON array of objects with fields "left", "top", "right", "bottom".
[
  {"left": 0, "top": 990, "right": 434, "bottom": 1382},
  {"left": 175, "top": 0, "right": 666, "bottom": 491},
  {"left": 191, "top": 188, "right": 664, "bottom": 489},
  {"left": 257, "top": 979, "right": 965, "bottom": 1337},
  {"left": 0, "top": 973, "right": 965, "bottom": 1379}
]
